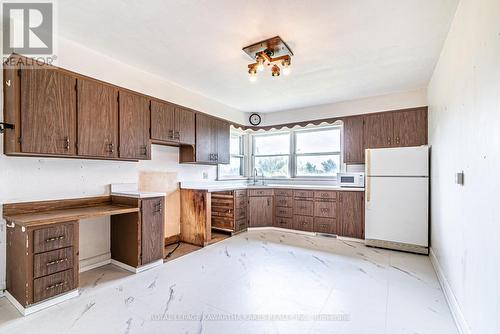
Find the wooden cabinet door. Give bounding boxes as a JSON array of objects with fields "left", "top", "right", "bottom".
[
  {"left": 248, "top": 196, "right": 273, "bottom": 227},
  {"left": 339, "top": 192, "right": 364, "bottom": 239},
  {"left": 216, "top": 119, "right": 230, "bottom": 164},
  {"left": 77, "top": 79, "right": 118, "bottom": 157},
  {"left": 141, "top": 198, "right": 164, "bottom": 265},
  {"left": 393, "top": 108, "right": 427, "bottom": 147},
  {"left": 20, "top": 65, "right": 77, "bottom": 155},
  {"left": 364, "top": 113, "right": 394, "bottom": 149},
  {"left": 195, "top": 113, "right": 217, "bottom": 163},
  {"left": 343, "top": 116, "right": 364, "bottom": 164},
  {"left": 175, "top": 107, "right": 195, "bottom": 145},
  {"left": 119, "top": 91, "right": 150, "bottom": 160},
  {"left": 150, "top": 100, "right": 176, "bottom": 142}
]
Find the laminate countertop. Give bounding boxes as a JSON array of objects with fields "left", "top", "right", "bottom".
[{"left": 180, "top": 182, "right": 365, "bottom": 192}]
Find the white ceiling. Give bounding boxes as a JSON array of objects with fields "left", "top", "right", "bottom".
[{"left": 55, "top": 0, "right": 458, "bottom": 113}]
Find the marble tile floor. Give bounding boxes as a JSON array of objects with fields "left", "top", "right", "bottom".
[{"left": 0, "top": 229, "right": 458, "bottom": 334}]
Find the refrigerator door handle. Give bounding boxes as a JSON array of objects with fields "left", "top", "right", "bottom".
[{"left": 366, "top": 149, "right": 371, "bottom": 202}]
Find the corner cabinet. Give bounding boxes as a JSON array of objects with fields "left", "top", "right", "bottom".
[{"left": 179, "top": 113, "right": 230, "bottom": 165}]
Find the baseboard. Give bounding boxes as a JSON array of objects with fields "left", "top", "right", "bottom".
[
  {"left": 429, "top": 247, "right": 471, "bottom": 334},
  {"left": 110, "top": 259, "right": 163, "bottom": 273},
  {"left": 79, "top": 253, "right": 111, "bottom": 273},
  {"left": 5, "top": 290, "right": 79, "bottom": 316}
]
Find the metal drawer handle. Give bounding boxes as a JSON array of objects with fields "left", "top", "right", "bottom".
[
  {"left": 320, "top": 208, "right": 329, "bottom": 213},
  {"left": 46, "top": 281, "right": 67, "bottom": 290},
  {"left": 63, "top": 136, "right": 70, "bottom": 150},
  {"left": 46, "top": 258, "right": 68, "bottom": 266},
  {"left": 168, "top": 130, "right": 174, "bottom": 139},
  {"left": 300, "top": 222, "right": 308, "bottom": 225},
  {"left": 45, "top": 236, "right": 65, "bottom": 243}
]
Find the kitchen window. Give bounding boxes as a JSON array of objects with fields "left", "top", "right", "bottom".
[
  {"left": 218, "top": 129, "right": 247, "bottom": 179},
  {"left": 252, "top": 125, "right": 342, "bottom": 179}
]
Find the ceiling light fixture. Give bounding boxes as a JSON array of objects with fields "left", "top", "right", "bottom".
[{"left": 243, "top": 36, "right": 293, "bottom": 81}]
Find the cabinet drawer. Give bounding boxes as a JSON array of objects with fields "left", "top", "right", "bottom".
[
  {"left": 293, "top": 200, "right": 314, "bottom": 216},
  {"left": 235, "top": 196, "right": 247, "bottom": 208},
  {"left": 34, "top": 247, "right": 74, "bottom": 279},
  {"left": 211, "top": 216, "right": 234, "bottom": 230},
  {"left": 248, "top": 189, "right": 274, "bottom": 196},
  {"left": 275, "top": 196, "right": 293, "bottom": 208},
  {"left": 314, "top": 201, "right": 337, "bottom": 218},
  {"left": 33, "top": 269, "right": 75, "bottom": 303},
  {"left": 275, "top": 207, "right": 292, "bottom": 218},
  {"left": 314, "top": 218, "right": 337, "bottom": 234},
  {"left": 235, "top": 218, "right": 247, "bottom": 232},
  {"left": 274, "top": 189, "right": 293, "bottom": 197},
  {"left": 235, "top": 190, "right": 247, "bottom": 198},
  {"left": 235, "top": 206, "right": 247, "bottom": 220},
  {"left": 293, "top": 216, "right": 314, "bottom": 232},
  {"left": 293, "top": 190, "right": 314, "bottom": 198},
  {"left": 33, "top": 223, "right": 75, "bottom": 254},
  {"left": 274, "top": 217, "right": 292, "bottom": 229},
  {"left": 314, "top": 191, "right": 337, "bottom": 200}
]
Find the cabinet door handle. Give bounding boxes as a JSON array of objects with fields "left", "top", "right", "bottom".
[
  {"left": 267, "top": 198, "right": 271, "bottom": 206},
  {"left": 141, "top": 145, "right": 148, "bottom": 156},
  {"left": 395, "top": 136, "right": 400, "bottom": 145},
  {"left": 174, "top": 130, "right": 180, "bottom": 140},
  {"left": 387, "top": 137, "right": 391, "bottom": 145},
  {"left": 107, "top": 142, "right": 114, "bottom": 153},
  {"left": 63, "top": 136, "right": 70, "bottom": 150}
]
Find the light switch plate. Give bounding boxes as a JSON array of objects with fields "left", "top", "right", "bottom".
[{"left": 455, "top": 171, "right": 464, "bottom": 185}]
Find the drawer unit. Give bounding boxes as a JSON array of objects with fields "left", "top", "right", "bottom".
[
  {"left": 33, "top": 269, "right": 75, "bottom": 303},
  {"left": 314, "top": 191, "right": 337, "bottom": 201},
  {"left": 274, "top": 217, "right": 293, "bottom": 229},
  {"left": 275, "top": 206, "right": 292, "bottom": 218},
  {"left": 33, "top": 224, "right": 75, "bottom": 254},
  {"left": 34, "top": 247, "right": 74, "bottom": 278},
  {"left": 275, "top": 196, "right": 293, "bottom": 208},
  {"left": 235, "top": 218, "right": 247, "bottom": 232},
  {"left": 293, "top": 190, "right": 314, "bottom": 198},
  {"left": 293, "top": 216, "right": 314, "bottom": 232},
  {"left": 235, "top": 206, "right": 247, "bottom": 221},
  {"left": 234, "top": 189, "right": 247, "bottom": 198},
  {"left": 314, "top": 201, "right": 337, "bottom": 218},
  {"left": 274, "top": 189, "right": 293, "bottom": 197},
  {"left": 235, "top": 196, "right": 247, "bottom": 208},
  {"left": 248, "top": 189, "right": 274, "bottom": 196},
  {"left": 293, "top": 200, "right": 314, "bottom": 216},
  {"left": 314, "top": 218, "right": 337, "bottom": 234}
]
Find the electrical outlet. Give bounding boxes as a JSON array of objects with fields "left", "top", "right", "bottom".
[
  {"left": 202, "top": 172, "right": 209, "bottom": 180},
  {"left": 455, "top": 171, "right": 464, "bottom": 185}
]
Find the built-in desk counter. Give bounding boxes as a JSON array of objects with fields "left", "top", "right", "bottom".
[{"left": 3, "top": 194, "right": 165, "bottom": 316}]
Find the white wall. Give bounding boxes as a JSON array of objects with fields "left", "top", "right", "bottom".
[
  {"left": 427, "top": 0, "right": 500, "bottom": 333},
  {"left": 0, "top": 36, "right": 246, "bottom": 290},
  {"left": 251, "top": 88, "right": 427, "bottom": 126}
]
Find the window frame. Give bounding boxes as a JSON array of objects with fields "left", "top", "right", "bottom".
[
  {"left": 217, "top": 128, "right": 249, "bottom": 180},
  {"left": 251, "top": 123, "right": 343, "bottom": 180}
]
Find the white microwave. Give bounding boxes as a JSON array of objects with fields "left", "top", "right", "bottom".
[{"left": 338, "top": 173, "right": 365, "bottom": 188}]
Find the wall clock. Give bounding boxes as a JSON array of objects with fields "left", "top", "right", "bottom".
[{"left": 249, "top": 113, "right": 261, "bottom": 126}]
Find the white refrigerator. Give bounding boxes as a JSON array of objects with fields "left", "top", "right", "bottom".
[{"left": 365, "top": 146, "right": 429, "bottom": 254}]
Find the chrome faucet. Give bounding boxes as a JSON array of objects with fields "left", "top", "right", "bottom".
[{"left": 253, "top": 168, "right": 265, "bottom": 186}]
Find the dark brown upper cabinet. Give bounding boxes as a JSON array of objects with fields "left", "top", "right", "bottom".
[
  {"left": 343, "top": 116, "right": 364, "bottom": 164},
  {"left": 150, "top": 101, "right": 195, "bottom": 145},
  {"left": 364, "top": 108, "right": 427, "bottom": 150},
  {"left": 393, "top": 108, "right": 427, "bottom": 147},
  {"left": 19, "top": 64, "right": 77, "bottom": 155},
  {"left": 179, "top": 113, "right": 230, "bottom": 165},
  {"left": 118, "top": 91, "right": 151, "bottom": 160},
  {"left": 364, "top": 112, "right": 394, "bottom": 149},
  {"left": 77, "top": 79, "right": 119, "bottom": 158}
]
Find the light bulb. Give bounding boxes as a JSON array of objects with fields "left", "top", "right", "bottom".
[
  {"left": 257, "top": 63, "right": 265, "bottom": 72},
  {"left": 249, "top": 75, "right": 257, "bottom": 82},
  {"left": 282, "top": 67, "right": 291, "bottom": 75}
]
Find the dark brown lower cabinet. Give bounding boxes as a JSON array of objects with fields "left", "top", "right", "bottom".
[
  {"left": 248, "top": 194, "right": 273, "bottom": 227},
  {"left": 339, "top": 191, "right": 365, "bottom": 239},
  {"left": 111, "top": 196, "right": 165, "bottom": 267},
  {"left": 6, "top": 220, "right": 79, "bottom": 307},
  {"left": 211, "top": 190, "right": 248, "bottom": 233}
]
